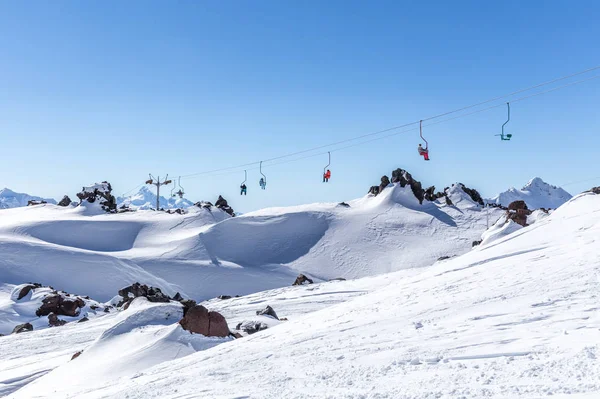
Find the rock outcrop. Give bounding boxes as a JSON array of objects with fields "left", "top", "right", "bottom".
[
  {"left": 179, "top": 305, "right": 230, "bottom": 337},
  {"left": 57, "top": 196, "right": 72, "bottom": 207},
  {"left": 587, "top": 187, "right": 600, "bottom": 195},
  {"left": 117, "top": 283, "right": 171, "bottom": 308},
  {"left": 215, "top": 195, "right": 235, "bottom": 216},
  {"left": 292, "top": 274, "right": 314, "bottom": 286},
  {"left": 256, "top": 305, "right": 279, "bottom": 320},
  {"left": 27, "top": 200, "right": 47, "bottom": 206},
  {"left": 48, "top": 313, "right": 67, "bottom": 327},
  {"left": 12, "top": 323, "right": 33, "bottom": 334},
  {"left": 506, "top": 200, "right": 532, "bottom": 227},
  {"left": 235, "top": 320, "right": 269, "bottom": 335},
  {"left": 457, "top": 183, "right": 484, "bottom": 206},
  {"left": 36, "top": 294, "right": 85, "bottom": 317},
  {"left": 76, "top": 182, "right": 117, "bottom": 212}
]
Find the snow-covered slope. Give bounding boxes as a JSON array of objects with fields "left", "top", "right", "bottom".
[
  {"left": 0, "top": 188, "right": 56, "bottom": 209},
  {"left": 117, "top": 186, "right": 194, "bottom": 210},
  {"left": 488, "top": 177, "right": 572, "bottom": 209},
  {"left": 0, "top": 183, "right": 500, "bottom": 303},
  {"left": 6, "top": 190, "right": 600, "bottom": 398}
]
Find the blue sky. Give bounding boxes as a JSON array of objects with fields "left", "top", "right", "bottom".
[{"left": 1, "top": 1, "right": 599, "bottom": 212}]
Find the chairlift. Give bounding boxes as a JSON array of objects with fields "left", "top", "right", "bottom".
[
  {"left": 418, "top": 120, "right": 430, "bottom": 161},
  {"left": 322, "top": 151, "right": 331, "bottom": 182},
  {"left": 259, "top": 161, "right": 267, "bottom": 190},
  {"left": 172, "top": 176, "right": 184, "bottom": 198},
  {"left": 496, "top": 102, "right": 513, "bottom": 141}
]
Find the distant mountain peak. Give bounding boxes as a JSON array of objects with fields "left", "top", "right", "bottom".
[
  {"left": 117, "top": 186, "right": 194, "bottom": 210},
  {"left": 488, "top": 177, "right": 572, "bottom": 209},
  {"left": 0, "top": 188, "right": 57, "bottom": 209}
]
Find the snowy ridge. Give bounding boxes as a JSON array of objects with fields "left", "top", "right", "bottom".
[
  {"left": 117, "top": 186, "right": 194, "bottom": 210},
  {"left": 4, "top": 189, "right": 600, "bottom": 398},
  {"left": 0, "top": 188, "right": 56, "bottom": 209},
  {"left": 488, "top": 177, "right": 572, "bottom": 209}
]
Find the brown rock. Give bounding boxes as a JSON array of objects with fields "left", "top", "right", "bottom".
[
  {"left": 48, "top": 313, "right": 67, "bottom": 327},
  {"left": 12, "top": 323, "right": 33, "bottom": 334},
  {"left": 16, "top": 285, "right": 36, "bottom": 300},
  {"left": 179, "top": 305, "right": 230, "bottom": 337},
  {"left": 292, "top": 274, "right": 313, "bottom": 286},
  {"left": 71, "top": 351, "right": 83, "bottom": 360}
]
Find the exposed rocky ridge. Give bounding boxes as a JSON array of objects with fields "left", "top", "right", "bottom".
[
  {"left": 76, "top": 182, "right": 117, "bottom": 213},
  {"left": 367, "top": 168, "right": 483, "bottom": 207}
]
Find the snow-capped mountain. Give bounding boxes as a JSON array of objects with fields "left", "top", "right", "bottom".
[
  {"left": 0, "top": 188, "right": 56, "bottom": 209},
  {"left": 117, "top": 186, "right": 194, "bottom": 210},
  {"left": 487, "top": 177, "right": 572, "bottom": 209}
]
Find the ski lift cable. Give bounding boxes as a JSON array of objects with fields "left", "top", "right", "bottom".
[
  {"left": 421, "top": 64, "right": 600, "bottom": 122},
  {"left": 176, "top": 69, "right": 600, "bottom": 180}
]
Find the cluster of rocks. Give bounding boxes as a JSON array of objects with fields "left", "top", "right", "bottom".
[
  {"left": 76, "top": 181, "right": 117, "bottom": 212},
  {"left": 27, "top": 200, "right": 48, "bottom": 206},
  {"left": 587, "top": 187, "right": 600, "bottom": 195},
  {"left": 235, "top": 305, "right": 283, "bottom": 335},
  {"left": 194, "top": 195, "right": 235, "bottom": 217},
  {"left": 506, "top": 200, "right": 533, "bottom": 227},
  {"left": 58, "top": 195, "right": 72, "bottom": 207},
  {"left": 7, "top": 283, "right": 107, "bottom": 334},
  {"left": 367, "top": 168, "right": 484, "bottom": 207},
  {"left": 292, "top": 274, "right": 314, "bottom": 286},
  {"left": 117, "top": 282, "right": 233, "bottom": 338}
]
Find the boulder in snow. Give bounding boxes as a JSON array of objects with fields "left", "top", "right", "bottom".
[
  {"left": 179, "top": 305, "right": 230, "bottom": 337},
  {"left": 57, "top": 195, "right": 72, "bottom": 207},
  {"left": 256, "top": 305, "right": 279, "bottom": 320},
  {"left": 76, "top": 181, "right": 117, "bottom": 213},
  {"left": 27, "top": 199, "right": 47, "bottom": 206},
  {"left": 292, "top": 274, "right": 314, "bottom": 286},
  {"left": 12, "top": 323, "right": 33, "bottom": 334},
  {"left": 36, "top": 294, "right": 85, "bottom": 317},
  {"left": 48, "top": 313, "right": 67, "bottom": 327},
  {"left": 215, "top": 195, "right": 235, "bottom": 216}
]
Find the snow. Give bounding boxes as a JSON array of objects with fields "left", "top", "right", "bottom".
[
  {"left": 2, "top": 184, "right": 599, "bottom": 398},
  {"left": 0, "top": 188, "right": 56, "bottom": 210},
  {"left": 117, "top": 186, "right": 194, "bottom": 210},
  {"left": 0, "top": 183, "right": 500, "bottom": 303},
  {"left": 488, "top": 177, "right": 572, "bottom": 209}
]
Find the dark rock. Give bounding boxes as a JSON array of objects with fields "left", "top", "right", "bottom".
[
  {"left": 472, "top": 240, "right": 482, "bottom": 247},
  {"left": 90, "top": 305, "right": 100, "bottom": 311},
  {"left": 166, "top": 208, "right": 186, "bottom": 215},
  {"left": 12, "top": 323, "right": 33, "bottom": 334},
  {"left": 424, "top": 186, "right": 436, "bottom": 202},
  {"left": 215, "top": 195, "right": 235, "bottom": 216},
  {"left": 506, "top": 200, "right": 532, "bottom": 227},
  {"left": 337, "top": 202, "right": 350, "bottom": 208},
  {"left": 437, "top": 256, "right": 452, "bottom": 261},
  {"left": 76, "top": 181, "right": 117, "bottom": 213},
  {"left": 379, "top": 175, "right": 391, "bottom": 194},
  {"left": 35, "top": 295, "right": 62, "bottom": 317},
  {"left": 180, "top": 299, "right": 197, "bottom": 317},
  {"left": 78, "top": 317, "right": 89, "bottom": 323},
  {"left": 218, "top": 295, "right": 232, "bottom": 300},
  {"left": 445, "top": 195, "right": 453, "bottom": 206},
  {"left": 71, "top": 351, "right": 83, "bottom": 360},
  {"left": 179, "top": 305, "right": 230, "bottom": 337},
  {"left": 172, "top": 292, "right": 184, "bottom": 302},
  {"left": 122, "top": 299, "right": 134, "bottom": 310},
  {"left": 292, "top": 274, "right": 314, "bottom": 286},
  {"left": 48, "top": 313, "right": 67, "bottom": 327},
  {"left": 256, "top": 305, "right": 279, "bottom": 320},
  {"left": 457, "top": 183, "right": 484, "bottom": 206},
  {"left": 507, "top": 200, "right": 528, "bottom": 211},
  {"left": 27, "top": 200, "right": 47, "bottom": 206},
  {"left": 118, "top": 282, "right": 170, "bottom": 303},
  {"left": 16, "top": 284, "right": 37, "bottom": 300},
  {"left": 236, "top": 321, "right": 269, "bottom": 335},
  {"left": 368, "top": 185, "right": 380, "bottom": 196},
  {"left": 58, "top": 195, "right": 72, "bottom": 207},
  {"left": 587, "top": 187, "right": 600, "bottom": 194},
  {"left": 231, "top": 332, "right": 244, "bottom": 339},
  {"left": 390, "top": 168, "right": 424, "bottom": 203},
  {"left": 329, "top": 277, "right": 346, "bottom": 281}
]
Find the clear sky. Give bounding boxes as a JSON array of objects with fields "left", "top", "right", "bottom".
[{"left": 1, "top": 1, "right": 599, "bottom": 213}]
